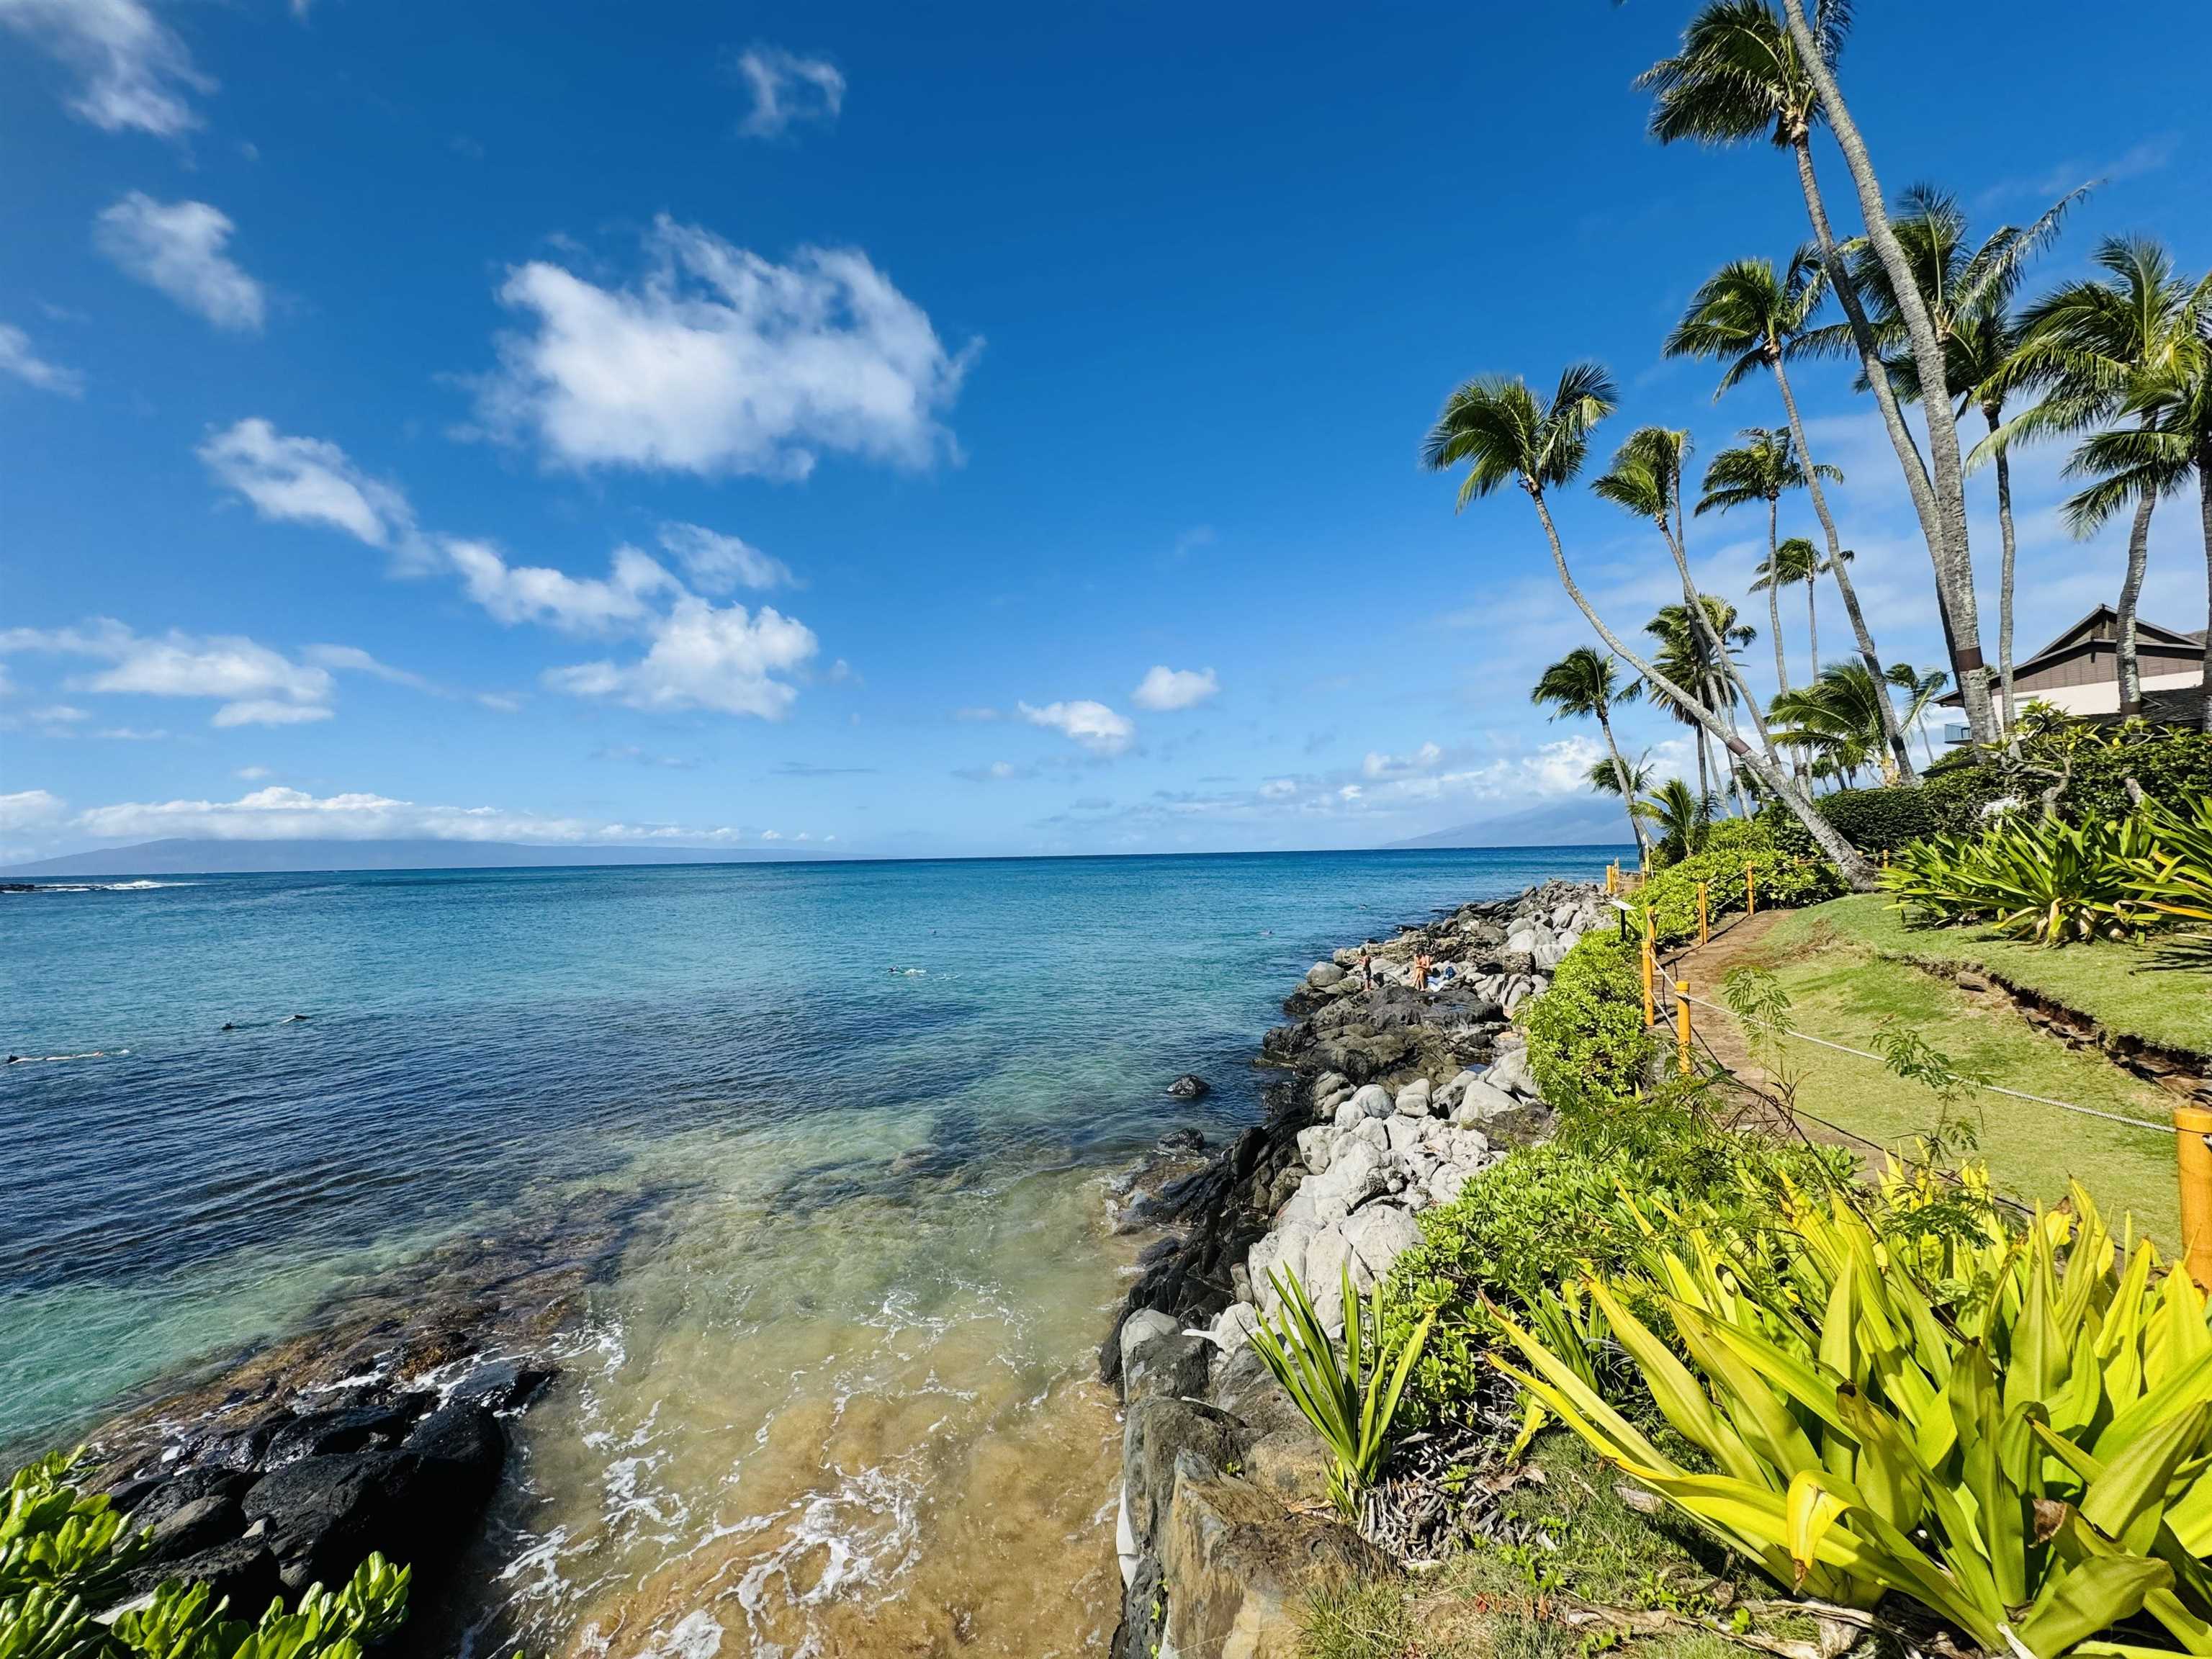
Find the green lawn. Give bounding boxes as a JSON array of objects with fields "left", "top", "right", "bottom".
[
  {"left": 1738, "top": 896, "right": 2191, "bottom": 1248},
  {"left": 1771, "top": 894, "right": 2212, "bottom": 1059}
]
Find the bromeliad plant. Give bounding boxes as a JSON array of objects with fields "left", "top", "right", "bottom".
[
  {"left": 1493, "top": 1184, "right": 2212, "bottom": 1659},
  {"left": 1249, "top": 1265, "right": 1436, "bottom": 1521},
  {"left": 2118, "top": 797, "right": 2212, "bottom": 931}
]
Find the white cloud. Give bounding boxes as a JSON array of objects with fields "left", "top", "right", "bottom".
[
  {"left": 1131, "top": 665, "right": 1218, "bottom": 711},
  {"left": 70, "top": 785, "right": 782, "bottom": 847},
  {"left": 0, "top": 619, "right": 335, "bottom": 727},
  {"left": 0, "top": 323, "right": 84, "bottom": 395},
  {"left": 475, "top": 217, "right": 976, "bottom": 479},
  {"left": 0, "top": 788, "right": 66, "bottom": 831},
  {"left": 94, "top": 194, "right": 265, "bottom": 331},
  {"left": 300, "top": 644, "right": 437, "bottom": 692},
  {"left": 444, "top": 538, "right": 677, "bottom": 634},
  {"left": 547, "top": 595, "right": 818, "bottom": 718},
  {"left": 196, "top": 420, "right": 828, "bottom": 721},
  {"left": 657, "top": 522, "right": 795, "bottom": 591},
  {"left": 235, "top": 765, "right": 271, "bottom": 781},
  {"left": 1018, "top": 698, "right": 1135, "bottom": 755},
  {"left": 732, "top": 45, "right": 844, "bottom": 140},
  {"left": 0, "top": 0, "right": 209, "bottom": 136},
  {"left": 1362, "top": 742, "right": 1444, "bottom": 781},
  {"left": 200, "top": 418, "right": 415, "bottom": 548}
]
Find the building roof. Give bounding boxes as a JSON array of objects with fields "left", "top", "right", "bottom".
[{"left": 1937, "top": 604, "right": 2206, "bottom": 706}]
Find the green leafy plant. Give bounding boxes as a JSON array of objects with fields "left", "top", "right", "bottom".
[
  {"left": 2118, "top": 796, "right": 2212, "bottom": 930},
  {"left": 1888, "top": 813, "right": 2150, "bottom": 945},
  {"left": 1494, "top": 1183, "right": 2212, "bottom": 1659},
  {"left": 0, "top": 1455, "right": 410, "bottom": 1659},
  {"left": 1249, "top": 1265, "right": 1435, "bottom": 1520}
]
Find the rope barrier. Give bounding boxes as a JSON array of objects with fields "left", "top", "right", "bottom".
[{"left": 1673, "top": 990, "right": 2172, "bottom": 1136}]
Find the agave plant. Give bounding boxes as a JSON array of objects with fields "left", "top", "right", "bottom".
[
  {"left": 1249, "top": 1266, "right": 1435, "bottom": 1521},
  {"left": 1494, "top": 1184, "right": 2212, "bottom": 1659}
]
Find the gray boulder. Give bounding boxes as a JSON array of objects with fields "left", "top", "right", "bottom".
[
  {"left": 1306, "top": 962, "right": 1345, "bottom": 989},
  {"left": 1349, "top": 1082, "right": 1393, "bottom": 1120}
]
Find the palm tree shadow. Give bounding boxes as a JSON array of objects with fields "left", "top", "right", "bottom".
[{"left": 2146, "top": 934, "right": 2212, "bottom": 972}]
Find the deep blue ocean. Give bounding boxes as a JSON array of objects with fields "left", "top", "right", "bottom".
[{"left": 2, "top": 846, "right": 1619, "bottom": 1653}]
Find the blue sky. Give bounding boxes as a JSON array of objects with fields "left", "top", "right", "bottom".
[{"left": 4, "top": 0, "right": 2209, "bottom": 863}]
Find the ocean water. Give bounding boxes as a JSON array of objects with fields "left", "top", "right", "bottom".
[{"left": 2, "top": 847, "right": 1617, "bottom": 1657}]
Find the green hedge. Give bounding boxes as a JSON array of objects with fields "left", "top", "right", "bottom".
[
  {"left": 1763, "top": 729, "right": 2212, "bottom": 861},
  {"left": 1521, "top": 933, "right": 1652, "bottom": 1115},
  {"left": 1637, "top": 818, "right": 1842, "bottom": 948}
]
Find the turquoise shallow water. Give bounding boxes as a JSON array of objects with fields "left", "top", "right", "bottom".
[{"left": 2, "top": 846, "right": 1617, "bottom": 1656}]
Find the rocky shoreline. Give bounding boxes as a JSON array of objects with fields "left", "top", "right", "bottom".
[
  {"left": 1100, "top": 878, "right": 1609, "bottom": 1659},
  {"left": 62, "top": 1187, "right": 655, "bottom": 1628}
]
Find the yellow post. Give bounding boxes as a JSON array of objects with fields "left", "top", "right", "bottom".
[
  {"left": 2179, "top": 1107, "right": 2212, "bottom": 1290},
  {"left": 1881, "top": 847, "right": 1891, "bottom": 870},
  {"left": 1745, "top": 860, "right": 1756, "bottom": 918},
  {"left": 1676, "top": 973, "right": 1692, "bottom": 1076},
  {"left": 1641, "top": 914, "right": 1656, "bottom": 1029},
  {"left": 1698, "top": 881, "right": 1709, "bottom": 945},
  {"left": 1606, "top": 861, "right": 1617, "bottom": 896}
]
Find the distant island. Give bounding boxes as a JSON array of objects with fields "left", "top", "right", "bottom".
[{"left": 0, "top": 837, "right": 835, "bottom": 878}]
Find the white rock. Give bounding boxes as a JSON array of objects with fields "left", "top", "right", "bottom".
[
  {"left": 1342, "top": 1203, "right": 1421, "bottom": 1281},
  {"left": 1393, "top": 1079, "right": 1433, "bottom": 1118},
  {"left": 1444, "top": 1126, "right": 1492, "bottom": 1166},
  {"left": 1452, "top": 1077, "right": 1521, "bottom": 1127},
  {"left": 1304, "top": 1225, "right": 1360, "bottom": 1335},
  {"left": 1349, "top": 1083, "right": 1393, "bottom": 1119},
  {"left": 1314, "top": 1070, "right": 1351, "bottom": 1100},
  {"left": 1349, "top": 1118, "right": 1390, "bottom": 1154},
  {"left": 1331, "top": 1100, "right": 1364, "bottom": 1133},
  {"left": 1308, "top": 961, "right": 1346, "bottom": 989},
  {"left": 1210, "top": 1301, "right": 1261, "bottom": 1352},
  {"left": 1382, "top": 1115, "right": 1429, "bottom": 1156},
  {"left": 1426, "top": 1163, "right": 1477, "bottom": 1208},
  {"left": 1435, "top": 1068, "right": 1481, "bottom": 1110},
  {"left": 1311, "top": 1140, "right": 1386, "bottom": 1211},
  {"left": 1119, "top": 1309, "right": 1179, "bottom": 1373},
  {"left": 1296, "top": 1125, "right": 1334, "bottom": 1175},
  {"left": 1486, "top": 1046, "right": 1539, "bottom": 1100}
]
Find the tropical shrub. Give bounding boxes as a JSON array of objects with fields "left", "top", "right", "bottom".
[
  {"left": 1636, "top": 818, "right": 1843, "bottom": 948},
  {"left": 1494, "top": 1184, "right": 2212, "bottom": 1659},
  {"left": 1521, "top": 934, "right": 1653, "bottom": 1113},
  {"left": 1888, "top": 814, "right": 2153, "bottom": 945},
  {"left": 1383, "top": 1097, "right": 1853, "bottom": 1426},
  {"left": 1249, "top": 1264, "right": 1434, "bottom": 1520},
  {"left": 2119, "top": 796, "right": 2212, "bottom": 929},
  {"left": 0, "top": 1453, "right": 410, "bottom": 1659}
]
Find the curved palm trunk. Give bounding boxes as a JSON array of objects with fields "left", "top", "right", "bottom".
[
  {"left": 1776, "top": 0, "right": 1996, "bottom": 753},
  {"left": 1525, "top": 485, "right": 1879, "bottom": 891},
  {"left": 2200, "top": 441, "right": 2212, "bottom": 733},
  {"left": 1595, "top": 707, "right": 1653, "bottom": 863},
  {"left": 1765, "top": 495, "right": 1790, "bottom": 692},
  {"left": 1787, "top": 132, "right": 1996, "bottom": 750},
  {"left": 1658, "top": 505, "right": 1786, "bottom": 772},
  {"left": 1805, "top": 576, "right": 1818, "bottom": 677},
  {"left": 1694, "top": 719, "right": 1712, "bottom": 811},
  {"left": 1987, "top": 411, "right": 2020, "bottom": 734},
  {"left": 2118, "top": 493, "right": 2155, "bottom": 718},
  {"left": 1770, "top": 359, "right": 1916, "bottom": 781}
]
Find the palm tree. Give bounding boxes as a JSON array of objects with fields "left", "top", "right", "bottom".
[
  {"left": 1848, "top": 185, "right": 2082, "bottom": 733},
  {"left": 1770, "top": 661, "right": 1901, "bottom": 786},
  {"left": 2002, "top": 240, "right": 2208, "bottom": 718},
  {"left": 1588, "top": 750, "right": 1656, "bottom": 801},
  {"left": 1591, "top": 426, "right": 1791, "bottom": 778},
  {"left": 1748, "top": 535, "right": 1818, "bottom": 689},
  {"left": 1647, "top": 597, "right": 1755, "bottom": 817},
  {"left": 2059, "top": 275, "right": 2212, "bottom": 731},
  {"left": 1885, "top": 662, "right": 1950, "bottom": 768},
  {"left": 1421, "top": 364, "right": 1877, "bottom": 889},
  {"left": 1533, "top": 647, "right": 1651, "bottom": 862},
  {"left": 1637, "top": 1, "right": 1998, "bottom": 748},
  {"left": 1694, "top": 428, "right": 1837, "bottom": 692},
  {"left": 1637, "top": 775, "right": 1717, "bottom": 866},
  {"left": 1666, "top": 251, "right": 1912, "bottom": 778}
]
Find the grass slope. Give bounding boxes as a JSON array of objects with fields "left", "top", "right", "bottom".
[
  {"left": 1710, "top": 899, "right": 2185, "bottom": 1247},
  {"left": 1778, "top": 894, "right": 2212, "bottom": 1059}
]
